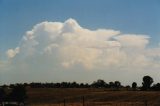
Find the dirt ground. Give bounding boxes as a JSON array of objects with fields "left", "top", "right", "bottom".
[{"left": 27, "top": 88, "right": 160, "bottom": 106}]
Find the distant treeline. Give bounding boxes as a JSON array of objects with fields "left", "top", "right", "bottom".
[
  {"left": 1, "top": 75, "right": 160, "bottom": 105},
  {"left": 1, "top": 75, "right": 160, "bottom": 91}
]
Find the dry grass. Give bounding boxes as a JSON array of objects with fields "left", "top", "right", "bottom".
[{"left": 26, "top": 88, "right": 160, "bottom": 106}]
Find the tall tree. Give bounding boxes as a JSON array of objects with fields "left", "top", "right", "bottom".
[
  {"left": 0, "top": 88, "right": 5, "bottom": 104},
  {"left": 114, "top": 81, "right": 121, "bottom": 90},
  {"left": 9, "top": 84, "right": 27, "bottom": 104},
  {"left": 142, "top": 76, "right": 153, "bottom": 90},
  {"left": 132, "top": 82, "right": 137, "bottom": 90}
]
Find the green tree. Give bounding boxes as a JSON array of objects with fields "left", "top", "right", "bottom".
[
  {"left": 9, "top": 84, "right": 27, "bottom": 104},
  {"left": 0, "top": 88, "right": 6, "bottom": 104},
  {"left": 92, "top": 79, "right": 106, "bottom": 88},
  {"left": 114, "top": 81, "right": 121, "bottom": 90},
  {"left": 132, "top": 82, "right": 137, "bottom": 90},
  {"left": 142, "top": 76, "right": 153, "bottom": 90}
]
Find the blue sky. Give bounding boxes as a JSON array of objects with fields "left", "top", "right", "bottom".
[
  {"left": 0, "top": 0, "right": 160, "bottom": 84},
  {"left": 0, "top": 0, "right": 160, "bottom": 53}
]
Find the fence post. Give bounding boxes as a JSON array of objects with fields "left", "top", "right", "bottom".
[
  {"left": 144, "top": 100, "right": 147, "bottom": 106},
  {"left": 82, "top": 96, "right": 85, "bottom": 106},
  {"left": 64, "top": 99, "right": 66, "bottom": 106}
]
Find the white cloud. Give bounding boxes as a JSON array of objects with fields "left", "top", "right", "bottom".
[
  {"left": 1, "top": 18, "right": 160, "bottom": 84},
  {"left": 8, "top": 18, "right": 122, "bottom": 69},
  {"left": 6, "top": 47, "right": 20, "bottom": 58},
  {"left": 115, "top": 34, "right": 149, "bottom": 48}
]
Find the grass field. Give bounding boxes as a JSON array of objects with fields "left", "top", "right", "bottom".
[{"left": 26, "top": 88, "right": 160, "bottom": 106}]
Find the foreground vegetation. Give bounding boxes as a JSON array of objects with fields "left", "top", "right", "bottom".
[
  {"left": 27, "top": 88, "right": 160, "bottom": 105},
  {"left": 1, "top": 75, "right": 160, "bottom": 105}
]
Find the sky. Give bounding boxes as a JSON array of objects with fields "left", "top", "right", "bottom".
[{"left": 0, "top": 0, "right": 160, "bottom": 85}]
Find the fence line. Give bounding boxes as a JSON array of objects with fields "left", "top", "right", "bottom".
[
  {"left": 29, "top": 96, "right": 160, "bottom": 106},
  {"left": 61, "top": 97, "right": 159, "bottom": 106}
]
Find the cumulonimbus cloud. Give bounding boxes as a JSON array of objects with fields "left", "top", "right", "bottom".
[
  {"left": 1, "top": 18, "right": 160, "bottom": 84},
  {"left": 5, "top": 18, "right": 160, "bottom": 70}
]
